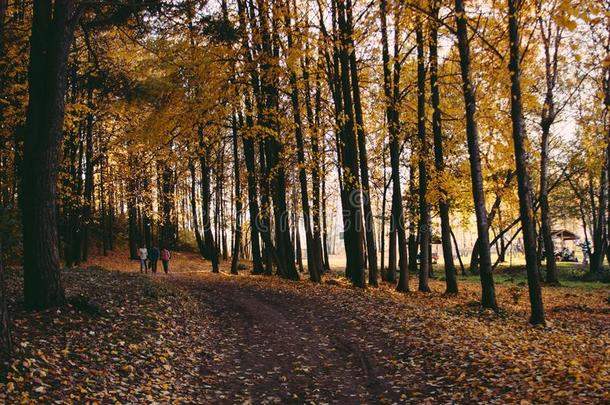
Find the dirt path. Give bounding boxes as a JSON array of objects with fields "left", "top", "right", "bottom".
[
  {"left": 4, "top": 262, "right": 607, "bottom": 403},
  {"left": 161, "top": 269, "right": 609, "bottom": 404},
  {"left": 171, "top": 273, "right": 390, "bottom": 404}
]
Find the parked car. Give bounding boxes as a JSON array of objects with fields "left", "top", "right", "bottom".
[{"left": 554, "top": 247, "right": 578, "bottom": 262}]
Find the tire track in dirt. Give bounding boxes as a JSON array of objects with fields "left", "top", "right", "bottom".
[{"left": 170, "top": 274, "right": 389, "bottom": 404}]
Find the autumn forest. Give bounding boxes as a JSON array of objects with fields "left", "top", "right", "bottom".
[{"left": 0, "top": 0, "right": 609, "bottom": 402}]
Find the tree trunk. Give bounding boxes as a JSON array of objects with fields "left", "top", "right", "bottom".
[
  {"left": 127, "top": 171, "right": 139, "bottom": 260},
  {"left": 589, "top": 153, "right": 608, "bottom": 275},
  {"left": 100, "top": 154, "right": 107, "bottom": 256},
  {"left": 537, "top": 16, "right": 561, "bottom": 282},
  {"left": 416, "top": 26, "right": 431, "bottom": 293},
  {"left": 285, "top": 4, "right": 321, "bottom": 282},
  {"left": 508, "top": 0, "right": 545, "bottom": 324},
  {"left": 380, "top": 0, "right": 407, "bottom": 290},
  {"left": 0, "top": 243, "right": 12, "bottom": 358},
  {"left": 380, "top": 152, "right": 389, "bottom": 281},
  {"left": 142, "top": 174, "right": 153, "bottom": 250},
  {"left": 241, "top": 110, "right": 264, "bottom": 274},
  {"left": 469, "top": 171, "right": 514, "bottom": 271},
  {"left": 588, "top": 21, "right": 610, "bottom": 275},
  {"left": 257, "top": 0, "right": 298, "bottom": 280},
  {"left": 258, "top": 134, "right": 273, "bottom": 275},
  {"left": 62, "top": 120, "right": 80, "bottom": 267},
  {"left": 189, "top": 160, "right": 205, "bottom": 256},
  {"left": 336, "top": 0, "right": 366, "bottom": 288},
  {"left": 407, "top": 162, "right": 418, "bottom": 282},
  {"left": 303, "top": 34, "right": 327, "bottom": 279},
  {"left": 429, "top": 2, "right": 457, "bottom": 294},
  {"left": 321, "top": 165, "right": 331, "bottom": 271},
  {"left": 108, "top": 166, "right": 114, "bottom": 251},
  {"left": 231, "top": 114, "right": 242, "bottom": 275},
  {"left": 81, "top": 87, "right": 95, "bottom": 262},
  {"left": 450, "top": 227, "right": 466, "bottom": 275},
  {"left": 237, "top": 0, "right": 264, "bottom": 275},
  {"left": 328, "top": 2, "right": 352, "bottom": 279},
  {"left": 345, "top": 0, "right": 378, "bottom": 286},
  {"left": 294, "top": 212, "right": 304, "bottom": 273},
  {"left": 199, "top": 132, "right": 219, "bottom": 273},
  {"left": 454, "top": 0, "right": 497, "bottom": 309},
  {"left": 159, "top": 159, "right": 175, "bottom": 249},
  {"left": 21, "top": 0, "right": 81, "bottom": 309},
  {"left": 387, "top": 201, "right": 397, "bottom": 283},
  {"left": 539, "top": 121, "right": 558, "bottom": 283},
  {"left": 312, "top": 81, "right": 327, "bottom": 275}
]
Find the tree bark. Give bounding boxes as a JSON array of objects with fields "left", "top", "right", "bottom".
[
  {"left": 328, "top": 0, "right": 352, "bottom": 278},
  {"left": 429, "top": 2, "right": 458, "bottom": 294},
  {"left": 21, "top": 0, "right": 82, "bottom": 309},
  {"left": 284, "top": 4, "right": 321, "bottom": 282},
  {"left": 302, "top": 29, "right": 327, "bottom": 279},
  {"left": 387, "top": 200, "right": 397, "bottom": 283},
  {"left": 311, "top": 63, "right": 328, "bottom": 273},
  {"left": 336, "top": 0, "right": 365, "bottom": 288},
  {"left": 81, "top": 87, "right": 94, "bottom": 262},
  {"left": 587, "top": 18, "right": 610, "bottom": 275},
  {"left": 241, "top": 110, "right": 264, "bottom": 274},
  {"left": 127, "top": 163, "right": 139, "bottom": 260},
  {"left": 450, "top": 227, "right": 466, "bottom": 275},
  {"left": 257, "top": 0, "right": 298, "bottom": 280},
  {"left": 159, "top": 158, "right": 175, "bottom": 249},
  {"left": 416, "top": 26, "right": 431, "bottom": 293},
  {"left": 199, "top": 134, "right": 219, "bottom": 273},
  {"left": 189, "top": 160, "right": 205, "bottom": 256},
  {"left": 380, "top": 152, "right": 389, "bottom": 281},
  {"left": 345, "top": 0, "right": 378, "bottom": 286},
  {"left": 230, "top": 114, "right": 242, "bottom": 275},
  {"left": 321, "top": 163, "right": 331, "bottom": 271},
  {"left": 537, "top": 9, "right": 562, "bottom": 284},
  {"left": 454, "top": 0, "right": 497, "bottom": 309},
  {"left": 0, "top": 242, "right": 12, "bottom": 358},
  {"left": 237, "top": 0, "right": 265, "bottom": 275},
  {"left": 508, "top": 0, "right": 545, "bottom": 325},
  {"left": 380, "top": 0, "right": 408, "bottom": 290},
  {"left": 469, "top": 170, "right": 514, "bottom": 272}
]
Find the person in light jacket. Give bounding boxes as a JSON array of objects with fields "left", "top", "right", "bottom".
[{"left": 138, "top": 245, "right": 148, "bottom": 273}]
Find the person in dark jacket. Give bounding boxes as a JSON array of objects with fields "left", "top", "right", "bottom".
[{"left": 149, "top": 246, "right": 160, "bottom": 274}]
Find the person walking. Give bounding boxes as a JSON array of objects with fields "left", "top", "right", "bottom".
[
  {"left": 149, "top": 246, "right": 160, "bottom": 274},
  {"left": 161, "top": 248, "right": 171, "bottom": 274},
  {"left": 138, "top": 245, "right": 148, "bottom": 273}
]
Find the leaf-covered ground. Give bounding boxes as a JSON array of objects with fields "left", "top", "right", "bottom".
[
  {"left": 1, "top": 254, "right": 609, "bottom": 403},
  {"left": 1, "top": 266, "right": 216, "bottom": 403}
]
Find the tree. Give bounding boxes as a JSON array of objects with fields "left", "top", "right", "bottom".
[
  {"left": 345, "top": 0, "right": 378, "bottom": 286},
  {"left": 21, "top": 0, "right": 157, "bottom": 310},
  {"left": 429, "top": 0, "right": 458, "bottom": 294},
  {"left": 257, "top": 0, "right": 299, "bottom": 280},
  {"left": 21, "top": 0, "right": 81, "bottom": 309},
  {"left": 507, "top": 0, "right": 545, "bottom": 325},
  {"left": 230, "top": 113, "right": 242, "bottom": 275},
  {"left": 453, "top": 0, "right": 497, "bottom": 310},
  {"left": 335, "top": 0, "right": 366, "bottom": 287},
  {"left": 283, "top": 1, "right": 322, "bottom": 282},
  {"left": 380, "top": 0, "right": 409, "bottom": 291},
  {"left": 416, "top": 24, "right": 431, "bottom": 293}
]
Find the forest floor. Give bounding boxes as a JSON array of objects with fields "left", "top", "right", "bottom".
[{"left": 1, "top": 252, "right": 609, "bottom": 404}]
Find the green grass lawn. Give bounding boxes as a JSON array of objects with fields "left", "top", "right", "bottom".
[{"left": 444, "top": 262, "right": 609, "bottom": 289}]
